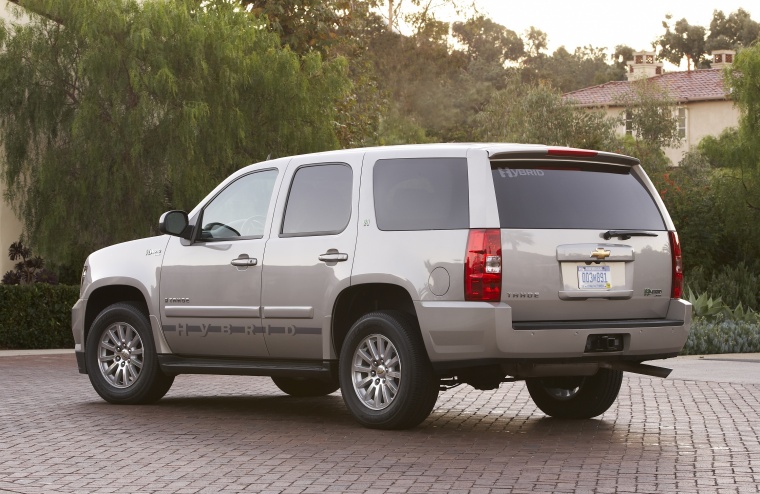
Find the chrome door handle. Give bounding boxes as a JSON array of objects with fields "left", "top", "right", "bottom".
[
  {"left": 231, "top": 257, "right": 258, "bottom": 267},
  {"left": 318, "top": 252, "right": 348, "bottom": 262}
]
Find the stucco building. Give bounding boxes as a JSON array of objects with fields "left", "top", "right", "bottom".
[
  {"left": 0, "top": 0, "right": 28, "bottom": 275},
  {"left": 563, "top": 50, "right": 740, "bottom": 166}
]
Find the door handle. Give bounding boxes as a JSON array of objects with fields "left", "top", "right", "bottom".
[
  {"left": 231, "top": 256, "right": 258, "bottom": 267},
  {"left": 318, "top": 252, "right": 348, "bottom": 262}
]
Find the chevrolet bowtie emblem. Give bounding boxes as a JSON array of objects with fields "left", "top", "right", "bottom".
[{"left": 590, "top": 248, "right": 611, "bottom": 260}]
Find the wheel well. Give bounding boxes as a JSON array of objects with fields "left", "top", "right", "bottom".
[
  {"left": 332, "top": 283, "right": 417, "bottom": 356},
  {"left": 84, "top": 285, "right": 150, "bottom": 341}
]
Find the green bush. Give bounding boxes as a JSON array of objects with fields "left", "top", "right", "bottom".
[
  {"left": 0, "top": 285, "right": 79, "bottom": 349},
  {"left": 681, "top": 316, "right": 760, "bottom": 355},
  {"left": 686, "top": 261, "right": 760, "bottom": 312}
]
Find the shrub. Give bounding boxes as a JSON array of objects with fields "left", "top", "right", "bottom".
[
  {"left": 686, "top": 261, "right": 760, "bottom": 312},
  {"left": 0, "top": 285, "right": 78, "bottom": 349},
  {"left": 682, "top": 316, "right": 760, "bottom": 355}
]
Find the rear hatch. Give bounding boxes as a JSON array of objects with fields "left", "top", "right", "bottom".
[{"left": 490, "top": 150, "right": 673, "bottom": 322}]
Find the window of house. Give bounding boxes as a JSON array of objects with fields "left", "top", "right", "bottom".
[
  {"left": 625, "top": 110, "right": 633, "bottom": 136},
  {"left": 677, "top": 107, "right": 687, "bottom": 139}
]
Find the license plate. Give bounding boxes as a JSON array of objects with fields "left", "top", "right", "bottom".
[{"left": 578, "top": 265, "right": 612, "bottom": 289}]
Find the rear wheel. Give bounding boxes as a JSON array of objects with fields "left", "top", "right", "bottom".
[
  {"left": 526, "top": 368, "right": 623, "bottom": 419},
  {"left": 85, "top": 302, "right": 174, "bottom": 404},
  {"left": 271, "top": 376, "right": 339, "bottom": 397},
  {"left": 339, "top": 311, "right": 439, "bottom": 430}
]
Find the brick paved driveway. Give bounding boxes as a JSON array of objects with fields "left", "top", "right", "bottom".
[{"left": 1, "top": 354, "right": 759, "bottom": 494}]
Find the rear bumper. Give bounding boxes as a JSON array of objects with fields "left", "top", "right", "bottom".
[{"left": 416, "top": 298, "right": 692, "bottom": 363}]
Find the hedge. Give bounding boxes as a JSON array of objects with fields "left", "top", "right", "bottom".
[
  {"left": 0, "top": 285, "right": 79, "bottom": 349},
  {"left": 681, "top": 316, "right": 760, "bottom": 356}
]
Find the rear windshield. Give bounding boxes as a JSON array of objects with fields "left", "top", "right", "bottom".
[{"left": 491, "top": 162, "right": 665, "bottom": 230}]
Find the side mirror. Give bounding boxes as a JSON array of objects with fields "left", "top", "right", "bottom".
[{"left": 159, "top": 210, "right": 191, "bottom": 239}]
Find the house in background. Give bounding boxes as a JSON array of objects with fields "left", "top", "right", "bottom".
[
  {"left": 563, "top": 50, "right": 739, "bottom": 165},
  {"left": 0, "top": 0, "right": 30, "bottom": 275}
]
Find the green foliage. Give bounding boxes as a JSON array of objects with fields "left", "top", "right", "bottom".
[
  {"left": 615, "top": 80, "right": 681, "bottom": 150},
  {"left": 2, "top": 240, "right": 57, "bottom": 285},
  {"left": 0, "top": 285, "right": 78, "bottom": 349},
  {"left": 522, "top": 45, "right": 625, "bottom": 93},
  {"left": 452, "top": 15, "right": 524, "bottom": 66},
  {"left": 474, "top": 80, "right": 619, "bottom": 150},
  {"left": 686, "top": 263, "right": 760, "bottom": 313},
  {"left": 0, "top": 0, "right": 349, "bottom": 273},
  {"left": 681, "top": 317, "right": 760, "bottom": 355},
  {"left": 655, "top": 15, "right": 706, "bottom": 70},
  {"left": 707, "top": 9, "right": 760, "bottom": 52},
  {"left": 686, "top": 288, "right": 728, "bottom": 319},
  {"left": 725, "top": 44, "right": 760, "bottom": 176}
]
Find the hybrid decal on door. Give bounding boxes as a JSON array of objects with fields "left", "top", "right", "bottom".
[{"left": 162, "top": 322, "right": 321, "bottom": 336}]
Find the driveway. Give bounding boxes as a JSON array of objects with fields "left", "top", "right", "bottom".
[{"left": 1, "top": 352, "right": 758, "bottom": 493}]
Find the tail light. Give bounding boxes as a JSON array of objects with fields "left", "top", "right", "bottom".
[
  {"left": 465, "top": 229, "right": 502, "bottom": 301},
  {"left": 669, "top": 231, "right": 683, "bottom": 299}
]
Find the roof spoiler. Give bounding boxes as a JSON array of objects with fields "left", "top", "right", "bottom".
[{"left": 489, "top": 147, "right": 640, "bottom": 167}]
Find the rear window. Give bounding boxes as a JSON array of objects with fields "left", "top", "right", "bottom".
[
  {"left": 374, "top": 158, "right": 469, "bottom": 231},
  {"left": 491, "top": 162, "right": 665, "bottom": 230}
]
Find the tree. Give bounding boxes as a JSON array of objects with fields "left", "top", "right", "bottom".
[
  {"left": 0, "top": 0, "right": 349, "bottom": 271},
  {"left": 706, "top": 9, "right": 760, "bottom": 52},
  {"left": 655, "top": 15, "right": 707, "bottom": 70},
  {"left": 615, "top": 80, "right": 680, "bottom": 149},
  {"left": 524, "top": 26, "right": 547, "bottom": 58},
  {"left": 452, "top": 15, "right": 523, "bottom": 66},
  {"left": 474, "top": 79, "right": 619, "bottom": 151},
  {"left": 721, "top": 43, "right": 760, "bottom": 211}
]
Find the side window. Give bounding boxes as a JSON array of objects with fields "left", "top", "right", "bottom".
[
  {"left": 373, "top": 157, "right": 469, "bottom": 231},
  {"left": 281, "top": 164, "right": 353, "bottom": 237},
  {"left": 199, "top": 169, "right": 278, "bottom": 241}
]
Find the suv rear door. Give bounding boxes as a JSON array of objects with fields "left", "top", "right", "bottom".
[
  {"left": 259, "top": 152, "right": 361, "bottom": 360},
  {"left": 490, "top": 150, "right": 673, "bottom": 323}
]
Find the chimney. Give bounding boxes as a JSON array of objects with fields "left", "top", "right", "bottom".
[
  {"left": 711, "top": 50, "right": 736, "bottom": 70},
  {"left": 626, "top": 51, "right": 664, "bottom": 81}
]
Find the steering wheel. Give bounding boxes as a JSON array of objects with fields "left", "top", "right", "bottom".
[
  {"left": 203, "top": 222, "right": 241, "bottom": 238},
  {"left": 241, "top": 215, "right": 267, "bottom": 236}
]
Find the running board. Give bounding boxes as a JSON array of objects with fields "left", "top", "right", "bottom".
[
  {"left": 601, "top": 361, "right": 672, "bottom": 378},
  {"left": 158, "top": 355, "right": 335, "bottom": 379}
]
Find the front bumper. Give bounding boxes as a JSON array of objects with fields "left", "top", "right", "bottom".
[{"left": 71, "top": 298, "right": 87, "bottom": 374}]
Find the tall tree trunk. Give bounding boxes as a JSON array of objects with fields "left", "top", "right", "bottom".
[{"left": 388, "top": 0, "right": 393, "bottom": 32}]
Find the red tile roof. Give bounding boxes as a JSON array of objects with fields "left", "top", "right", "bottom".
[{"left": 563, "top": 69, "right": 729, "bottom": 107}]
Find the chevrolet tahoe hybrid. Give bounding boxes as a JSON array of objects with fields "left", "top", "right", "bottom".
[{"left": 72, "top": 143, "right": 692, "bottom": 429}]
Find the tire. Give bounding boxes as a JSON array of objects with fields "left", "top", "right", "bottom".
[
  {"left": 85, "top": 302, "right": 174, "bottom": 404},
  {"left": 526, "top": 368, "right": 623, "bottom": 419},
  {"left": 272, "top": 376, "right": 339, "bottom": 397},
  {"left": 339, "top": 311, "right": 439, "bottom": 430}
]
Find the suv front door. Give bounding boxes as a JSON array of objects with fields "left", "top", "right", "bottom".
[{"left": 159, "top": 167, "right": 282, "bottom": 357}]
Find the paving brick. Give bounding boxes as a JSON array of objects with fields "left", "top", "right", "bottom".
[{"left": 1, "top": 354, "right": 760, "bottom": 493}]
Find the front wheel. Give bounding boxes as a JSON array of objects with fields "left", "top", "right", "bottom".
[
  {"left": 85, "top": 302, "right": 174, "bottom": 404},
  {"left": 339, "top": 311, "right": 439, "bottom": 430},
  {"left": 526, "top": 368, "right": 623, "bottom": 419}
]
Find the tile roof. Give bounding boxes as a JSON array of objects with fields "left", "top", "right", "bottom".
[{"left": 563, "top": 69, "right": 729, "bottom": 107}]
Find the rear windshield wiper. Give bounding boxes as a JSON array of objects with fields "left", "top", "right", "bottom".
[{"left": 602, "top": 230, "right": 659, "bottom": 240}]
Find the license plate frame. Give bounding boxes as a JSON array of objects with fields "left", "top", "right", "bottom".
[{"left": 577, "top": 265, "right": 612, "bottom": 289}]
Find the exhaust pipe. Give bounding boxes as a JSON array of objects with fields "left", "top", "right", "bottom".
[{"left": 601, "top": 361, "right": 672, "bottom": 378}]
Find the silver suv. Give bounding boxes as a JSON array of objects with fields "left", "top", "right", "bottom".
[{"left": 72, "top": 143, "right": 691, "bottom": 429}]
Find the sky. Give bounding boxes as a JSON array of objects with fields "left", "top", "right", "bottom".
[{"left": 470, "top": 0, "right": 757, "bottom": 63}]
